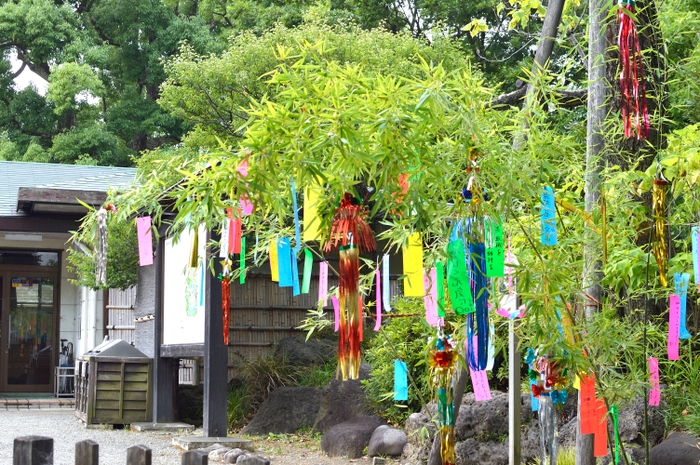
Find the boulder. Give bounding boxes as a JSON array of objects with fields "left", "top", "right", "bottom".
[
  {"left": 275, "top": 336, "right": 336, "bottom": 366},
  {"left": 649, "top": 432, "right": 700, "bottom": 465},
  {"left": 240, "top": 386, "right": 322, "bottom": 435},
  {"left": 223, "top": 448, "right": 246, "bottom": 463},
  {"left": 321, "top": 415, "right": 388, "bottom": 459},
  {"left": 313, "top": 364, "right": 372, "bottom": 433},
  {"left": 236, "top": 455, "right": 270, "bottom": 465},
  {"left": 209, "top": 447, "right": 231, "bottom": 461},
  {"left": 368, "top": 425, "right": 408, "bottom": 457},
  {"left": 455, "top": 438, "right": 508, "bottom": 465}
]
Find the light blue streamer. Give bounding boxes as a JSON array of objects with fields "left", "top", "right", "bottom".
[
  {"left": 541, "top": 187, "right": 558, "bottom": 246},
  {"left": 675, "top": 272, "right": 691, "bottom": 339}
]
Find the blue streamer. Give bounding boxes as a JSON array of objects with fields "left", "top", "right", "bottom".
[
  {"left": 541, "top": 186, "right": 558, "bottom": 246},
  {"left": 291, "top": 180, "right": 301, "bottom": 249},
  {"left": 277, "top": 238, "right": 293, "bottom": 287},
  {"left": 467, "top": 241, "right": 489, "bottom": 370},
  {"left": 394, "top": 360, "right": 408, "bottom": 401},
  {"left": 530, "top": 379, "right": 540, "bottom": 411},
  {"left": 291, "top": 247, "right": 300, "bottom": 296},
  {"left": 675, "top": 272, "right": 691, "bottom": 339}
]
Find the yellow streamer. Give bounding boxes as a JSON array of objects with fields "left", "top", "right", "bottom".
[{"left": 402, "top": 233, "right": 424, "bottom": 297}]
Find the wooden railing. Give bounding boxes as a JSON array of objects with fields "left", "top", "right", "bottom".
[{"left": 13, "top": 436, "right": 208, "bottom": 465}]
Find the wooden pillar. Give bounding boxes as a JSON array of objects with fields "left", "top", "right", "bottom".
[
  {"left": 13, "top": 436, "right": 53, "bottom": 465},
  {"left": 75, "top": 440, "right": 98, "bottom": 465},
  {"left": 204, "top": 229, "right": 227, "bottom": 437},
  {"left": 153, "top": 232, "right": 176, "bottom": 422},
  {"left": 182, "top": 450, "right": 209, "bottom": 465},
  {"left": 126, "top": 445, "right": 152, "bottom": 465}
]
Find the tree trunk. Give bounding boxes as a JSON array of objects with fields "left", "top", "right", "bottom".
[{"left": 576, "top": 0, "right": 607, "bottom": 461}]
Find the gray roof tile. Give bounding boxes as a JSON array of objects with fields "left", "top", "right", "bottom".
[{"left": 0, "top": 161, "right": 136, "bottom": 216}]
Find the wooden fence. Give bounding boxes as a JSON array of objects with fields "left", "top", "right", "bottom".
[{"left": 13, "top": 436, "right": 209, "bottom": 465}]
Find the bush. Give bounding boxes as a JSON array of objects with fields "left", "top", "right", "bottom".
[{"left": 362, "top": 297, "right": 434, "bottom": 425}]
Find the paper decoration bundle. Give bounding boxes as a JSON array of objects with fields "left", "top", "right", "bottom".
[
  {"left": 618, "top": 0, "right": 650, "bottom": 139},
  {"left": 652, "top": 175, "right": 669, "bottom": 287},
  {"left": 324, "top": 193, "right": 376, "bottom": 380},
  {"left": 428, "top": 335, "right": 457, "bottom": 465}
]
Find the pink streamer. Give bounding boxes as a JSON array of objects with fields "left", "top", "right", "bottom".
[
  {"left": 423, "top": 267, "right": 440, "bottom": 326},
  {"left": 649, "top": 357, "right": 660, "bottom": 406},
  {"left": 469, "top": 367, "right": 492, "bottom": 401},
  {"left": 668, "top": 294, "right": 680, "bottom": 360},
  {"left": 237, "top": 160, "right": 254, "bottom": 215},
  {"left": 332, "top": 295, "right": 340, "bottom": 332},
  {"left": 374, "top": 268, "right": 382, "bottom": 331},
  {"left": 318, "top": 261, "right": 329, "bottom": 305},
  {"left": 136, "top": 216, "right": 153, "bottom": 266}
]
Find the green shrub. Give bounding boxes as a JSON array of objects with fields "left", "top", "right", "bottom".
[{"left": 362, "top": 297, "right": 434, "bottom": 425}]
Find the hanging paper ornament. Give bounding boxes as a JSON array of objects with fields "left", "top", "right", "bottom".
[
  {"left": 428, "top": 336, "right": 456, "bottom": 465},
  {"left": 541, "top": 187, "right": 558, "bottom": 246},
  {"left": 674, "top": 273, "right": 691, "bottom": 339},
  {"left": 95, "top": 207, "right": 109, "bottom": 285},
  {"left": 618, "top": 0, "right": 650, "bottom": 139},
  {"left": 484, "top": 216, "right": 505, "bottom": 277},
  {"left": 692, "top": 227, "right": 700, "bottom": 292},
  {"left": 374, "top": 265, "right": 382, "bottom": 331},
  {"left": 467, "top": 240, "right": 489, "bottom": 371},
  {"left": 136, "top": 216, "right": 153, "bottom": 266},
  {"left": 652, "top": 174, "right": 668, "bottom": 286},
  {"left": 382, "top": 254, "right": 392, "bottom": 312},
  {"left": 402, "top": 233, "right": 424, "bottom": 297},
  {"left": 325, "top": 193, "right": 376, "bottom": 380},
  {"left": 394, "top": 360, "right": 408, "bottom": 401},
  {"left": 221, "top": 259, "right": 232, "bottom": 345},
  {"left": 529, "top": 354, "right": 564, "bottom": 465}
]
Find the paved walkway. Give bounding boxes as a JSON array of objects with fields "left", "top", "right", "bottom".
[
  {"left": 0, "top": 409, "right": 185, "bottom": 465},
  {"left": 0, "top": 396, "right": 74, "bottom": 410}
]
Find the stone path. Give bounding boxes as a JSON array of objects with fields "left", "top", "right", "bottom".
[{"left": 0, "top": 409, "right": 183, "bottom": 465}]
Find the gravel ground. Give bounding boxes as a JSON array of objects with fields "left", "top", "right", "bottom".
[{"left": 0, "top": 410, "right": 405, "bottom": 465}]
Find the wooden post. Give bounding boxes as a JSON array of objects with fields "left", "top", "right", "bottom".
[
  {"left": 182, "top": 450, "right": 209, "bottom": 465},
  {"left": 75, "top": 440, "right": 98, "bottom": 465},
  {"left": 508, "top": 319, "right": 521, "bottom": 465},
  {"left": 13, "top": 436, "right": 53, "bottom": 465},
  {"left": 126, "top": 445, "right": 152, "bottom": 465},
  {"left": 203, "top": 229, "right": 227, "bottom": 437},
  {"left": 153, "top": 232, "right": 176, "bottom": 422}
]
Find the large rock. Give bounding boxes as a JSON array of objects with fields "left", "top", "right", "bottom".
[
  {"left": 455, "top": 438, "right": 508, "bottom": 465},
  {"left": 313, "top": 364, "right": 372, "bottom": 432},
  {"left": 368, "top": 425, "right": 408, "bottom": 457},
  {"left": 240, "top": 386, "right": 321, "bottom": 435},
  {"left": 321, "top": 415, "right": 388, "bottom": 459},
  {"left": 649, "top": 432, "right": 700, "bottom": 465},
  {"left": 275, "top": 336, "right": 336, "bottom": 366}
]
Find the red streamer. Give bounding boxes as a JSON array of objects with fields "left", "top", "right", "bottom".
[
  {"left": 222, "top": 277, "right": 231, "bottom": 345},
  {"left": 618, "top": 0, "right": 649, "bottom": 139}
]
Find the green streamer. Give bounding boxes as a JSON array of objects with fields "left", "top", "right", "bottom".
[
  {"left": 611, "top": 404, "right": 620, "bottom": 464},
  {"left": 436, "top": 260, "right": 445, "bottom": 317},
  {"left": 239, "top": 237, "right": 246, "bottom": 284},
  {"left": 302, "top": 248, "right": 313, "bottom": 294},
  {"left": 447, "top": 240, "right": 474, "bottom": 314}
]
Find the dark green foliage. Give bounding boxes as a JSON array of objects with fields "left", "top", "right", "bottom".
[{"left": 362, "top": 297, "right": 432, "bottom": 425}]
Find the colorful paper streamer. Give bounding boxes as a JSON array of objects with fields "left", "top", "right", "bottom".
[
  {"left": 484, "top": 216, "right": 505, "bottom": 277},
  {"left": 394, "top": 360, "right": 408, "bottom": 401},
  {"left": 332, "top": 295, "right": 340, "bottom": 332},
  {"left": 402, "top": 233, "right": 424, "bottom": 296},
  {"left": 693, "top": 227, "right": 700, "bottom": 292},
  {"left": 649, "top": 357, "right": 660, "bottom": 406},
  {"left": 374, "top": 267, "right": 382, "bottom": 331},
  {"left": 424, "top": 267, "right": 441, "bottom": 327},
  {"left": 675, "top": 273, "right": 691, "bottom": 339},
  {"left": 303, "top": 182, "right": 323, "bottom": 242},
  {"left": 277, "top": 238, "right": 293, "bottom": 288},
  {"left": 668, "top": 294, "right": 680, "bottom": 360},
  {"left": 136, "top": 216, "right": 153, "bottom": 266},
  {"left": 269, "top": 240, "right": 279, "bottom": 282},
  {"left": 382, "top": 254, "right": 391, "bottom": 312},
  {"left": 302, "top": 248, "right": 313, "bottom": 294},
  {"left": 239, "top": 237, "right": 246, "bottom": 284},
  {"left": 469, "top": 367, "right": 492, "bottom": 402},
  {"left": 436, "top": 261, "right": 445, "bottom": 317},
  {"left": 447, "top": 239, "right": 474, "bottom": 315},
  {"left": 541, "top": 186, "right": 558, "bottom": 246}
]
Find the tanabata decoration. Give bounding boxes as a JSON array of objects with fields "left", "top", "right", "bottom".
[
  {"left": 652, "top": 173, "right": 669, "bottom": 286},
  {"left": 429, "top": 335, "right": 456, "bottom": 465},
  {"left": 324, "top": 193, "right": 376, "bottom": 380},
  {"left": 618, "top": 0, "right": 650, "bottom": 139},
  {"left": 221, "top": 258, "right": 232, "bottom": 345},
  {"left": 529, "top": 353, "right": 568, "bottom": 465},
  {"left": 541, "top": 187, "right": 558, "bottom": 246},
  {"left": 692, "top": 227, "right": 700, "bottom": 292},
  {"left": 674, "top": 273, "right": 691, "bottom": 339}
]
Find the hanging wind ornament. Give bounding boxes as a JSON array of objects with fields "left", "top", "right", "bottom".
[
  {"left": 651, "top": 172, "right": 669, "bottom": 286},
  {"left": 462, "top": 168, "right": 490, "bottom": 372},
  {"left": 428, "top": 334, "right": 457, "bottom": 465},
  {"left": 221, "top": 258, "right": 232, "bottom": 345},
  {"left": 529, "top": 353, "right": 566, "bottom": 465},
  {"left": 325, "top": 193, "right": 376, "bottom": 380},
  {"left": 95, "top": 204, "right": 115, "bottom": 286},
  {"left": 618, "top": 0, "right": 650, "bottom": 139}
]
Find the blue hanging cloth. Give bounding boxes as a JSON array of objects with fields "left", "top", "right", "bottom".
[{"left": 468, "top": 241, "right": 489, "bottom": 370}]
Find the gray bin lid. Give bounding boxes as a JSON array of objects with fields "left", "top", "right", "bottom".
[{"left": 80, "top": 339, "right": 149, "bottom": 359}]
